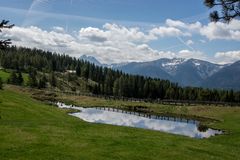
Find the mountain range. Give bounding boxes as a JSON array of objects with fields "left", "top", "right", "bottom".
[{"left": 80, "top": 55, "right": 240, "bottom": 90}]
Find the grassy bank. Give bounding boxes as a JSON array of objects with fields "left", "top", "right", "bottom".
[{"left": 0, "top": 86, "right": 240, "bottom": 159}]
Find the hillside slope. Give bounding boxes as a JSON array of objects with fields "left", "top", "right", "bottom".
[{"left": 203, "top": 61, "right": 240, "bottom": 90}]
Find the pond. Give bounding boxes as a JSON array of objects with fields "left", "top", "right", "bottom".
[{"left": 56, "top": 102, "right": 222, "bottom": 138}]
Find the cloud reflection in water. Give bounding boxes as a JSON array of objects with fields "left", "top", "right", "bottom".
[{"left": 57, "top": 102, "right": 222, "bottom": 138}]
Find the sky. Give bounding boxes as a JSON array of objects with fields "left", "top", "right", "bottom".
[{"left": 0, "top": 0, "right": 240, "bottom": 64}]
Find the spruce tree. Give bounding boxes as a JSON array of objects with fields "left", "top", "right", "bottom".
[
  {"left": 17, "top": 71, "right": 23, "bottom": 85},
  {"left": 38, "top": 74, "right": 47, "bottom": 89},
  {"left": 113, "top": 78, "right": 120, "bottom": 96},
  {"left": 27, "top": 68, "right": 38, "bottom": 88},
  {"left": 76, "top": 63, "right": 81, "bottom": 76},
  {"left": 8, "top": 71, "right": 18, "bottom": 85},
  {"left": 49, "top": 72, "right": 57, "bottom": 87}
]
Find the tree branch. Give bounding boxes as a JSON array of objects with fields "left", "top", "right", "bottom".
[{"left": 0, "top": 20, "right": 14, "bottom": 32}]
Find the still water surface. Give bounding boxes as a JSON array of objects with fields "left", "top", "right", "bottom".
[{"left": 57, "top": 102, "right": 222, "bottom": 138}]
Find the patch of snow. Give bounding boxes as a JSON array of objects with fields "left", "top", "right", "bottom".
[
  {"left": 109, "top": 62, "right": 129, "bottom": 69},
  {"left": 162, "top": 58, "right": 186, "bottom": 67},
  {"left": 194, "top": 62, "right": 200, "bottom": 66}
]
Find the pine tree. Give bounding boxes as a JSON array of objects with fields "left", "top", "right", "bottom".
[
  {"left": 17, "top": 71, "right": 23, "bottom": 85},
  {"left": 8, "top": 71, "right": 18, "bottom": 85},
  {"left": 204, "top": 0, "right": 240, "bottom": 22},
  {"left": 113, "top": 78, "right": 120, "bottom": 96},
  {"left": 76, "top": 63, "right": 81, "bottom": 76},
  {"left": 81, "top": 63, "right": 89, "bottom": 79},
  {"left": 104, "top": 69, "right": 113, "bottom": 95},
  {"left": 27, "top": 69, "right": 38, "bottom": 88},
  {"left": 165, "top": 87, "right": 175, "bottom": 99},
  {"left": 92, "top": 84, "right": 100, "bottom": 94},
  {"left": 234, "top": 91, "right": 240, "bottom": 102},
  {"left": 117, "top": 76, "right": 125, "bottom": 97},
  {"left": 0, "top": 20, "right": 14, "bottom": 49},
  {"left": 49, "top": 72, "right": 57, "bottom": 87},
  {"left": 143, "top": 81, "right": 150, "bottom": 98},
  {"left": 229, "top": 89, "right": 235, "bottom": 102},
  {"left": 38, "top": 74, "right": 47, "bottom": 89}
]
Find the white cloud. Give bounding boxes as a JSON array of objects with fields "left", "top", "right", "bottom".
[
  {"left": 186, "top": 40, "right": 194, "bottom": 45},
  {"left": 177, "top": 50, "right": 207, "bottom": 60},
  {"left": 214, "top": 50, "right": 240, "bottom": 64},
  {"left": 149, "top": 26, "right": 191, "bottom": 37},
  {"left": 166, "top": 19, "right": 202, "bottom": 32},
  {"left": 200, "top": 20, "right": 240, "bottom": 41},
  {"left": 52, "top": 26, "right": 65, "bottom": 33},
  {"left": 166, "top": 19, "right": 240, "bottom": 41},
  {"left": 79, "top": 27, "right": 108, "bottom": 42},
  {"left": 1, "top": 21, "right": 239, "bottom": 64},
  {"left": 1, "top": 25, "right": 172, "bottom": 64},
  {"left": 2, "top": 26, "right": 74, "bottom": 53},
  {"left": 79, "top": 23, "right": 157, "bottom": 43},
  {"left": 103, "top": 23, "right": 156, "bottom": 42}
]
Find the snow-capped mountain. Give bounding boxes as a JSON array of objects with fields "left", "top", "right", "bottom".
[
  {"left": 78, "top": 55, "right": 237, "bottom": 89},
  {"left": 112, "top": 61, "right": 174, "bottom": 81},
  {"left": 169, "top": 59, "right": 224, "bottom": 86},
  {"left": 185, "top": 59, "right": 224, "bottom": 79},
  {"left": 149, "top": 58, "right": 186, "bottom": 76},
  {"left": 147, "top": 58, "right": 223, "bottom": 79},
  {"left": 112, "top": 58, "right": 224, "bottom": 86}
]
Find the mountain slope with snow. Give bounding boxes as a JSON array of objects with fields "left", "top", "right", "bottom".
[
  {"left": 202, "top": 61, "right": 240, "bottom": 90},
  {"left": 114, "top": 61, "right": 174, "bottom": 81},
  {"left": 112, "top": 58, "right": 224, "bottom": 86},
  {"left": 172, "top": 59, "right": 224, "bottom": 86},
  {"left": 78, "top": 55, "right": 237, "bottom": 89}
]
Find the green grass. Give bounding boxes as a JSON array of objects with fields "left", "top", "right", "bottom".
[
  {"left": 0, "top": 86, "right": 240, "bottom": 159},
  {"left": 0, "top": 70, "right": 10, "bottom": 82},
  {"left": 0, "top": 69, "right": 28, "bottom": 85}
]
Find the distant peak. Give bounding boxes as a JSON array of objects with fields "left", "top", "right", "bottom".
[{"left": 79, "top": 55, "right": 102, "bottom": 66}]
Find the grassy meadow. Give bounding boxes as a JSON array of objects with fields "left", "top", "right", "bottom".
[{"left": 0, "top": 85, "right": 240, "bottom": 159}]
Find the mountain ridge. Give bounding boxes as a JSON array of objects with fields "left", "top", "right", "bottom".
[
  {"left": 79, "top": 55, "right": 239, "bottom": 90},
  {"left": 202, "top": 60, "right": 240, "bottom": 90}
]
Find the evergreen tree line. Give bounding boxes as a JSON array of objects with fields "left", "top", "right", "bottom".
[{"left": 1, "top": 46, "right": 240, "bottom": 103}]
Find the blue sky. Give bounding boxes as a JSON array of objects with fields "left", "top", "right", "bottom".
[{"left": 0, "top": 0, "right": 240, "bottom": 64}]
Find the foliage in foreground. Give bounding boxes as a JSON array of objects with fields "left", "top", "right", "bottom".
[
  {"left": 204, "top": 0, "right": 240, "bottom": 22},
  {"left": 0, "top": 20, "right": 14, "bottom": 49}
]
